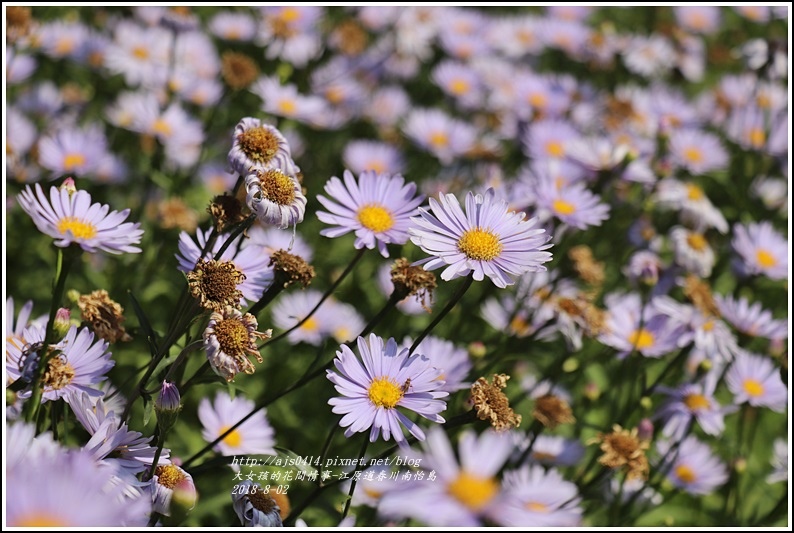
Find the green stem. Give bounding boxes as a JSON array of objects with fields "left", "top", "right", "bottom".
[
  {"left": 22, "top": 245, "right": 80, "bottom": 423},
  {"left": 262, "top": 248, "right": 366, "bottom": 348},
  {"left": 342, "top": 438, "right": 370, "bottom": 519},
  {"left": 409, "top": 275, "right": 474, "bottom": 355}
]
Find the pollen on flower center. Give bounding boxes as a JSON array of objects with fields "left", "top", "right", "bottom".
[
  {"left": 743, "top": 379, "right": 764, "bottom": 397},
  {"left": 278, "top": 99, "right": 297, "bottom": 115},
  {"left": 13, "top": 514, "right": 68, "bottom": 527},
  {"left": 447, "top": 472, "right": 499, "bottom": 511},
  {"left": 132, "top": 46, "right": 149, "bottom": 60},
  {"left": 628, "top": 328, "right": 654, "bottom": 350},
  {"left": 220, "top": 425, "right": 243, "bottom": 447},
  {"left": 57, "top": 216, "right": 97, "bottom": 239},
  {"left": 367, "top": 377, "right": 403, "bottom": 409},
  {"left": 63, "top": 153, "right": 86, "bottom": 170},
  {"left": 686, "top": 233, "right": 708, "bottom": 251},
  {"left": 357, "top": 204, "right": 394, "bottom": 232},
  {"left": 683, "top": 147, "right": 703, "bottom": 163},
  {"left": 153, "top": 118, "right": 172, "bottom": 138},
  {"left": 257, "top": 169, "right": 296, "bottom": 206},
  {"left": 213, "top": 318, "right": 250, "bottom": 356},
  {"left": 155, "top": 464, "right": 186, "bottom": 489},
  {"left": 546, "top": 141, "right": 564, "bottom": 158},
  {"left": 756, "top": 249, "right": 777, "bottom": 268},
  {"left": 684, "top": 393, "right": 710, "bottom": 411},
  {"left": 748, "top": 128, "right": 766, "bottom": 148},
  {"left": 686, "top": 183, "right": 704, "bottom": 201},
  {"left": 526, "top": 501, "right": 549, "bottom": 513},
  {"left": 458, "top": 228, "right": 503, "bottom": 261},
  {"left": 239, "top": 126, "right": 279, "bottom": 164},
  {"left": 429, "top": 132, "right": 448, "bottom": 148},
  {"left": 300, "top": 316, "right": 319, "bottom": 332},
  {"left": 449, "top": 79, "right": 470, "bottom": 95},
  {"left": 42, "top": 355, "right": 75, "bottom": 391},
  {"left": 552, "top": 198, "right": 576, "bottom": 216},
  {"left": 675, "top": 464, "right": 697, "bottom": 484},
  {"left": 529, "top": 92, "right": 546, "bottom": 108}
]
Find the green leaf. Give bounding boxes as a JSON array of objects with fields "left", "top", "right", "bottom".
[{"left": 128, "top": 290, "right": 159, "bottom": 357}]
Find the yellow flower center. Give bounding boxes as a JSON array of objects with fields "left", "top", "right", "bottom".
[
  {"left": 702, "top": 320, "right": 714, "bottom": 332},
  {"left": 367, "top": 377, "right": 403, "bottom": 409},
  {"left": 213, "top": 317, "right": 250, "bottom": 357},
  {"left": 748, "top": 128, "right": 766, "bottom": 148},
  {"left": 683, "top": 147, "right": 703, "bottom": 164},
  {"left": 529, "top": 92, "right": 547, "bottom": 109},
  {"left": 12, "top": 514, "right": 69, "bottom": 527},
  {"left": 42, "top": 355, "right": 75, "bottom": 391},
  {"left": 628, "top": 328, "right": 654, "bottom": 350},
  {"left": 54, "top": 38, "right": 75, "bottom": 55},
  {"left": 257, "top": 169, "right": 296, "bottom": 206},
  {"left": 366, "top": 160, "right": 386, "bottom": 174},
  {"left": 278, "top": 99, "right": 296, "bottom": 115},
  {"left": 300, "top": 316, "right": 319, "bottom": 332},
  {"left": 57, "top": 217, "right": 97, "bottom": 239},
  {"left": 132, "top": 45, "right": 149, "bottom": 60},
  {"left": 325, "top": 86, "right": 345, "bottom": 105},
  {"left": 545, "top": 141, "right": 564, "bottom": 158},
  {"left": 363, "top": 486, "right": 383, "bottom": 499},
  {"left": 239, "top": 125, "right": 280, "bottom": 164},
  {"left": 62, "top": 153, "right": 86, "bottom": 171},
  {"left": 220, "top": 425, "right": 243, "bottom": 448},
  {"left": 743, "top": 379, "right": 764, "bottom": 397},
  {"left": 531, "top": 451, "right": 556, "bottom": 462},
  {"left": 552, "top": 199, "right": 576, "bottom": 216},
  {"left": 526, "top": 501, "right": 549, "bottom": 513},
  {"left": 449, "top": 79, "right": 470, "bottom": 95},
  {"left": 279, "top": 7, "right": 300, "bottom": 22},
  {"left": 447, "top": 471, "right": 499, "bottom": 511},
  {"left": 333, "top": 326, "right": 351, "bottom": 343},
  {"left": 429, "top": 132, "right": 449, "bottom": 148},
  {"left": 153, "top": 118, "right": 172, "bottom": 138},
  {"left": 357, "top": 204, "right": 394, "bottom": 233},
  {"left": 457, "top": 228, "right": 503, "bottom": 261},
  {"left": 756, "top": 249, "right": 777, "bottom": 268},
  {"left": 686, "top": 233, "right": 708, "bottom": 251},
  {"left": 675, "top": 464, "right": 697, "bottom": 484},
  {"left": 686, "top": 183, "right": 704, "bottom": 201},
  {"left": 684, "top": 393, "right": 710, "bottom": 411},
  {"left": 509, "top": 315, "right": 531, "bottom": 336},
  {"left": 155, "top": 464, "right": 186, "bottom": 489}
]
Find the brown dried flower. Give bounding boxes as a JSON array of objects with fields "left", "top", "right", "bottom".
[
  {"left": 589, "top": 424, "right": 650, "bottom": 481},
  {"left": 470, "top": 374, "right": 522, "bottom": 432},
  {"left": 390, "top": 258, "right": 436, "bottom": 313},
  {"left": 208, "top": 194, "right": 247, "bottom": 233},
  {"left": 269, "top": 250, "right": 315, "bottom": 289},
  {"left": 77, "top": 289, "right": 132, "bottom": 343},
  {"left": 532, "top": 393, "right": 575, "bottom": 429},
  {"left": 187, "top": 259, "right": 245, "bottom": 311},
  {"left": 221, "top": 51, "right": 259, "bottom": 90}
]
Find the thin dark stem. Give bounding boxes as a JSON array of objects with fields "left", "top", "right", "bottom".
[
  {"left": 409, "top": 275, "right": 474, "bottom": 355},
  {"left": 262, "top": 248, "right": 366, "bottom": 348},
  {"left": 342, "top": 438, "right": 370, "bottom": 519}
]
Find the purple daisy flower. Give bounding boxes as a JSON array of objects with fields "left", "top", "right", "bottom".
[
  {"left": 655, "top": 381, "right": 735, "bottom": 441},
  {"left": 402, "top": 108, "right": 477, "bottom": 165},
  {"left": 270, "top": 289, "right": 333, "bottom": 346},
  {"left": 403, "top": 335, "right": 472, "bottom": 392},
  {"left": 243, "top": 167, "right": 307, "bottom": 228},
  {"left": 731, "top": 221, "right": 788, "bottom": 280},
  {"left": 725, "top": 350, "right": 787, "bottom": 412},
  {"left": 377, "top": 427, "right": 515, "bottom": 526},
  {"left": 409, "top": 188, "right": 553, "bottom": 288},
  {"left": 669, "top": 129, "right": 729, "bottom": 175},
  {"left": 343, "top": 140, "right": 405, "bottom": 177},
  {"left": 533, "top": 176, "right": 610, "bottom": 230},
  {"left": 522, "top": 118, "right": 580, "bottom": 162},
  {"left": 519, "top": 434, "right": 585, "bottom": 468},
  {"left": 674, "top": 6, "right": 721, "bottom": 34},
  {"left": 598, "top": 292, "right": 688, "bottom": 359},
  {"left": 317, "top": 169, "right": 424, "bottom": 258},
  {"left": 228, "top": 117, "right": 297, "bottom": 177},
  {"left": 326, "top": 333, "right": 448, "bottom": 444},
  {"left": 499, "top": 464, "right": 583, "bottom": 526},
  {"left": 198, "top": 392, "right": 276, "bottom": 456},
  {"left": 6, "top": 325, "right": 115, "bottom": 403},
  {"left": 208, "top": 11, "right": 257, "bottom": 41},
  {"left": 657, "top": 436, "right": 728, "bottom": 495},
  {"left": 715, "top": 294, "right": 788, "bottom": 341},
  {"left": 18, "top": 182, "right": 143, "bottom": 254}
]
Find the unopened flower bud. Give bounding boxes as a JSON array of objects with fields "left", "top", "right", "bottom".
[
  {"left": 53, "top": 308, "right": 72, "bottom": 339},
  {"left": 155, "top": 381, "right": 181, "bottom": 430},
  {"left": 640, "top": 396, "right": 653, "bottom": 411},
  {"left": 637, "top": 418, "right": 654, "bottom": 441},
  {"left": 468, "top": 341, "right": 486, "bottom": 358},
  {"left": 584, "top": 381, "right": 601, "bottom": 401},
  {"left": 60, "top": 177, "right": 76, "bottom": 196}
]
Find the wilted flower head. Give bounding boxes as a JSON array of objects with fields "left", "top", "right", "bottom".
[
  {"left": 204, "top": 306, "right": 271, "bottom": 382},
  {"left": 470, "top": 374, "right": 522, "bottom": 431},
  {"left": 187, "top": 259, "right": 246, "bottom": 312},
  {"left": 589, "top": 424, "right": 650, "bottom": 481},
  {"left": 77, "top": 289, "right": 131, "bottom": 343},
  {"left": 244, "top": 168, "right": 307, "bottom": 228},
  {"left": 232, "top": 480, "right": 282, "bottom": 527}
]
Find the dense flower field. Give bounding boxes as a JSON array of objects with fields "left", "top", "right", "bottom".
[{"left": 4, "top": 5, "right": 790, "bottom": 528}]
